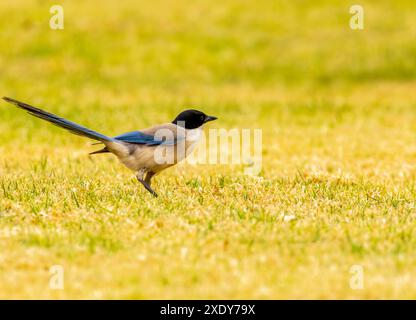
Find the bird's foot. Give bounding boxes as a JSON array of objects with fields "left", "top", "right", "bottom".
[{"left": 137, "top": 177, "right": 158, "bottom": 197}]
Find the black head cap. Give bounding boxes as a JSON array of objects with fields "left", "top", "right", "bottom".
[{"left": 172, "top": 109, "right": 217, "bottom": 129}]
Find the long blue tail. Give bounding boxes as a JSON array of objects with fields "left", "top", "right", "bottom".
[{"left": 2, "top": 97, "right": 114, "bottom": 142}]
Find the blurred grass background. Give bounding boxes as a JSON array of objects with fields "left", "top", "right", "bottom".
[{"left": 1, "top": 0, "right": 416, "bottom": 298}]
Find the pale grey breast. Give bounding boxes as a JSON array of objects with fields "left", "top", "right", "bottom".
[{"left": 117, "top": 123, "right": 203, "bottom": 173}]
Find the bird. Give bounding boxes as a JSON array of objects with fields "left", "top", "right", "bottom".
[{"left": 2, "top": 97, "right": 217, "bottom": 197}]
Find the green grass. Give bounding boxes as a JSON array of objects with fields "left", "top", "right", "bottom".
[{"left": 1, "top": 0, "right": 416, "bottom": 299}]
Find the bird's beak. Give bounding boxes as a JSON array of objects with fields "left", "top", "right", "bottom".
[{"left": 204, "top": 115, "right": 218, "bottom": 123}]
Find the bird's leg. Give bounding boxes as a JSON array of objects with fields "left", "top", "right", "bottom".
[
  {"left": 145, "top": 172, "right": 155, "bottom": 186},
  {"left": 136, "top": 169, "right": 158, "bottom": 197}
]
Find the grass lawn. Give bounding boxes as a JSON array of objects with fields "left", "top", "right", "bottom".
[{"left": 1, "top": 0, "right": 416, "bottom": 299}]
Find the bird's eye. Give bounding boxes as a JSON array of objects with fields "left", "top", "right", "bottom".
[{"left": 200, "top": 115, "right": 204, "bottom": 121}]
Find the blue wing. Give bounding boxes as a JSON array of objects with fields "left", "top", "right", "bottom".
[{"left": 114, "top": 131, "right": 178, "bottom": 145}]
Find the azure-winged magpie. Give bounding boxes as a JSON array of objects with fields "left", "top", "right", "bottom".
[{"left": 2, "top": 97, "right": 217, "bottom": 197}]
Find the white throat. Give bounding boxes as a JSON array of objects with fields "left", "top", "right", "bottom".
[{"left": 186, "top": 127, "right": 203, "bottom": 142}]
